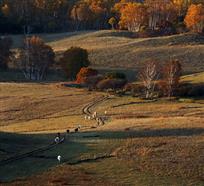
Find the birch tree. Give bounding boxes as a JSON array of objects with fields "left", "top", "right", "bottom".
[
  {"left": 162, "top": 60, "right": 182, "bottom": 97},
  {"left": 18, "top": 36, "right": 55, "bottom": 80},
  {"left": 140, "top": 61, "right": 160, "bottom": 99}
]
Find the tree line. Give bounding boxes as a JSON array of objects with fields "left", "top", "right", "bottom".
[
  {"left": 1, "top": 35, "right": 203, "bottom": 98},
  {"left": 0, "top": 35, "right": 90, "bottom": 81},
  {"left": 0, "top": 0, "right": 204, "bottom": 34}
]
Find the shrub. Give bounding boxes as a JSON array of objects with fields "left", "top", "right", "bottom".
[
  {"left": 59, "top": 47, "right": 90, "bottom": 80},
  {"left": 105, "top": 72, "right": 126, "bottom": 80},
  {"left": 123, "top": 83, "right": 133, "bottom": 92},
  {"left": 130, "top": 84, "right": 145, "bottom": 97},
  {"left": 86, "top": 75, "right": 104, "bottom": 89},
  {"left": 175, "top": 22, "right": 188, "bottom": 34},
  {"left": 96, "top": 78, "right": 127, "bottom": 90},
  {"left": 177, "top": 83, "right": 204, "bottom": 97},
  {"left": 76, "top": 67, "right": 98, "bottom": 84}
]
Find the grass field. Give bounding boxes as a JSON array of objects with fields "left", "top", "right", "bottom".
[
  {"left": 0, "top": 71, "right": 203, "bottom": 185},
  {"left": 0, "top": 82, "right": 105, "bottom": 133},
  {"left": 9, "top": 30, "right": 204, "bottom": 74},
  {"left": 0, "top": 31, "right": 204, "bottom": 185}
]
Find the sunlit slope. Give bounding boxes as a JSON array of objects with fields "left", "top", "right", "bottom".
[{"left": 11, "top": 30, "right": 204, "bottom": 73}]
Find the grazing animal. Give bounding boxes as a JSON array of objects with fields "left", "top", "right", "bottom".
[
  {"left": 96, "top": 118, "right": 100, "bottom": 125},
  {"left": 57, "top": 155, "right": 61, "bottom": 162},
  {"left": 74, "top": 128, "right": 79, "bottom": 132},
  {"left": 93, "top": 111, "right": 97, "bottom": 119},
  {"left": 66, "top": 129, "right": 70, "bottom": 133}
]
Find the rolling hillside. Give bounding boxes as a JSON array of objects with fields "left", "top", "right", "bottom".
[
  {"left": 0, "top": 75, "right": 203, "bottom": 185},
  {"left": 10, "top": 30, "right": 204, "bottom": 74}
]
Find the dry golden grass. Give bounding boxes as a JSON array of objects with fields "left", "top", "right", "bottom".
[
  {"left": 91, "top": 95, "right": 204, "bottom": 131},
  {"left": 181, "top": 72, "right": 204, "bottom": 84},
  {"left": 5, "top": 164, "right": 115, "bottom": 186},
  {"left": 0, "top": 83, "right": 103, "bottom": 133},
  {"left": 0, "top": 79, "right": 204, "bottom": 185},
  {"left": 114, "top": 136, "right": 204, "bottom": 183},
  {"left": 82, "top": 90, "right": 204, "bottom": 184},
  {"left": 10, "top": 30, "right": 204, "bottom": 74}
]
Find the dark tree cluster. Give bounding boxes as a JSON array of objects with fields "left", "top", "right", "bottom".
[
  {"left": 59, "top": 47, "right": 90, "bottom": 80},
  {"left": 0, "top": 0, "right": 203, "bottom": 34},
  {"left": 0, "top": 36, "right": 12, "bottom": 69},
  {"left": 0, "top": 0, "right": 115, "bottom": 34}
]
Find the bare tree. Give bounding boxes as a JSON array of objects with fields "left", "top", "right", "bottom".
[
  {"left": 140, "top": 61, "right": 160, "bottom": 99},
  {"left": 162, "top": 59, "right": 182, "bottom": 97},
  {"left": 18, "top": 36, "right": 55, "bottom": 80}
]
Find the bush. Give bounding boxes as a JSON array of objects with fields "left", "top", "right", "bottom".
[
  {"left": 96, "top": 78, "right": 127, "bottom": 90},
  {"left": 130, "top": 84, "right": 145, "bottom": 97},
  {"left": 76, "top": 67, "right": 98, "bottom": 84},
  {"left": 175, "top": 22, "right": 188, "bottom": 34},
  {"left": 123, "top": 83, "right": 133, "bottom": 92},
  {"left": 59, "top": 47, "right": 90, "bottom": 80},
  {"left": 86, "top": 75, "right": 104, "bottom": 90},
  {"left": 137, "top": 22, "right": 176, "bottom": 38},
  {"left": 105, "top": 72, "right": 126, "bottom": 80},
  {"left": 177, "top": 83, "right": 204, "bottom": 97}
]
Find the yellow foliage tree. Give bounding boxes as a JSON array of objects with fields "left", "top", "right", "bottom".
[{"left": 119, "top": 2, "right": 148, "bottom": 32}]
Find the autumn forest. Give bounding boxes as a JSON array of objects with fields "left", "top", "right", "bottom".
[{"left": 0, "top": 0, "right": 204, "bottom": 34}]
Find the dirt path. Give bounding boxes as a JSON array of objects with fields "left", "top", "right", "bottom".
[
  {"left": 0, "top": 95, "right": 109, "bottom": 167},
  {"left": 0, "top": 140, "right": 64, "bottom": 167},
  {"left": 82, "top": 95, "right": 109, "bottom": 116}
]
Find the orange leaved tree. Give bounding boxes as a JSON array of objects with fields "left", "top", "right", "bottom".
[
  {"left": 185, "top": 4, "right": 204, "bottom": 33},
  {"left": 76, "top": 67, "right": 98, "bottom": 84}
]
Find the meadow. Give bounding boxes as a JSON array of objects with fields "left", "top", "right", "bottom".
[
  {"left": 10, "top": 30, "right": 204, "bottom": 74},
  {"left": 0, "top": 72, "right": 203, "bottom": 185},
  {"left": 0, "top": 31, "right": 204, "bottom": 185}
]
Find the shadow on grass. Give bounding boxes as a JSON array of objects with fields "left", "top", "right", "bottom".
[
  {"left": 0, "top": 69, "right": 66, "bottom": 83},
  {"left": 79, "top": 127, "right": 204, "bottom": 139},
  {"left": 0, "top": 131, "right": 89, "bottom": 182}
]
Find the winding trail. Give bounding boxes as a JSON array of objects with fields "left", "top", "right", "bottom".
[
  {"left": 82, "top": 95, "right": 109, "bottom": 116},
  {"left": 0, "top": 141, "right": 65, "bottom": 167},
  {"left": 82, "top": 95, "right": 109, "bottom": 128},
  {"left": 0, "top": 95, "right": 109, "bottom": 167}
]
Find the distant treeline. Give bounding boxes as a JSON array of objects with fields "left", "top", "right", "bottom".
[
  {"left": 0, "top": 0, "right": 114, "bottom": 33},
  {"left": 0, "top": 0, "right": 204, "bottom": 34}
]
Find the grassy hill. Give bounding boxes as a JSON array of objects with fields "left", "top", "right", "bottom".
[
  {"left": 1, "top": 31, "right": 203, "bottom": 185},
  {"left": 10, "top": 30, "right": 204, "bottom": 74},
  {"left": 181, "top": 72, "right": 204, "bottom": 84},
  {"left": 0, "top": 72, "right": 203, "bottom": 185}
]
